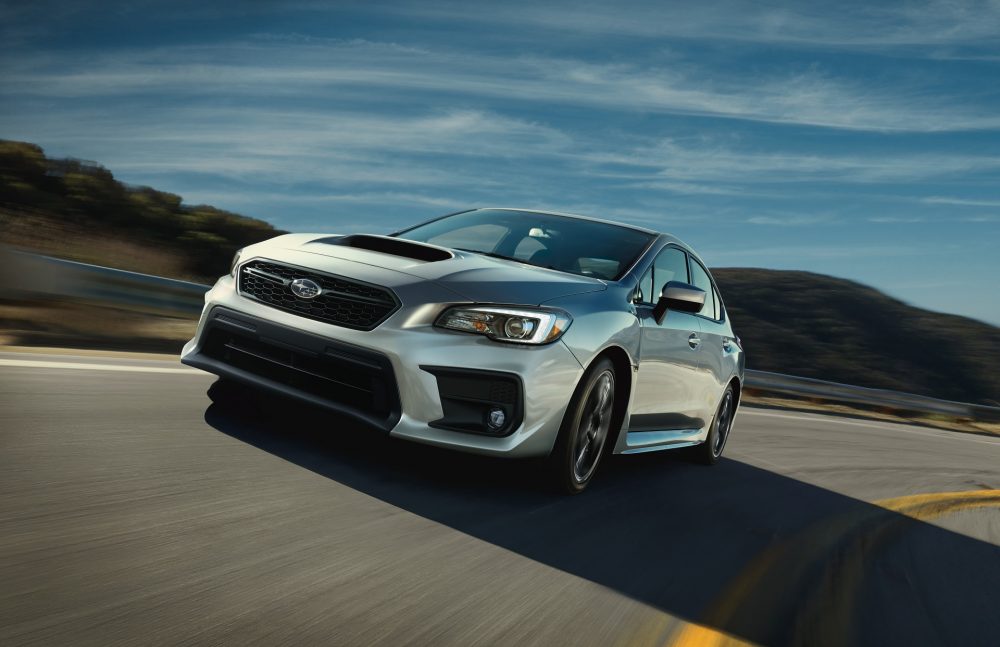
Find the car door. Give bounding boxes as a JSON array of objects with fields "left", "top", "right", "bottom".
[
  {"left": 631, "top": 246, "right": 707, "bottom": 432},
  {"left": 688, "top": 258, "right": 735, "bottom": 415}
]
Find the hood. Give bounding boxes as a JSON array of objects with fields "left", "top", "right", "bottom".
[{"left": 253, "top": 233, "right": 607, "bottom": 305}]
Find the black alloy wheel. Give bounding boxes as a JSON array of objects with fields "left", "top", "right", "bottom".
[
  {"left": 693, "top": 384, "right": 736, "bottom": 465},
  {"left": 551, "top": 358, "right": 617, "bottom": 494}
]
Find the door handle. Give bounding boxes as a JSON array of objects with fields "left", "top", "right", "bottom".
[
  {"left": 722, "top": 338, "right": 732, "bottom": 352},
  {"left": 688, "top": 333, "right": 701, "bottom": 349}
]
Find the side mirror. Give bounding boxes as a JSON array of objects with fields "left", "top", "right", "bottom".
[{"left": 652, "top": 281, "right": 705, "bottom": 324}]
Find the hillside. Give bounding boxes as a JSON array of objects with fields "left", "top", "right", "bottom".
[
  {"left": 2, "top": 140, "right": 997, "bottom": 405},
  {"left": 714, "top": 269, "right": 1000, "bottom": 406},
  {"left": 0, "top": 140, "right": 283, "bottom": 282}
]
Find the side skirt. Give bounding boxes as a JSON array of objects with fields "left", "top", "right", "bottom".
[{"left": 618, "top": 428, "right": 704, "bottom": 454}]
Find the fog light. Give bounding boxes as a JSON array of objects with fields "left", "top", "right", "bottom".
[{"left": 486, "top": 407, "right": 506, "bottom": 431}]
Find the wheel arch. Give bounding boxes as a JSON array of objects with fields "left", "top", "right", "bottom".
[
  {"left": 728, "top": 374, "right": 742, "bottom": 408},
  {"left": 588, "top": 345, "right": 634, "bottom": 456}
]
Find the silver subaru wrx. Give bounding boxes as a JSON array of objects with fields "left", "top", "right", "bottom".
[{"left": 182, "top": 208, "right": 745, "bottom": 493}]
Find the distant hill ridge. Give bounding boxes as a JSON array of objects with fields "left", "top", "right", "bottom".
[
  {"left": 2, "top": 140, "right": 997, "bottom": 404},
  {"left": 714, "top": 268, "right": 1000, "bottom": 405}
]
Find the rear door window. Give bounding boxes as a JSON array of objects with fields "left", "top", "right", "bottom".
[{"left": 688, "top": 260, "right": 718, "bottom": 320}]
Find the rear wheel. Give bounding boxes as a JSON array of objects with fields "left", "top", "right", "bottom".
[
  {"left": 550, "top": 358, "right": 616, "bottom": 494},
  {"left": 693, "top": 384, "right": 736, "bottom": 465}
]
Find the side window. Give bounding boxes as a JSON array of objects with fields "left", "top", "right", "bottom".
[
  {"left": 713, "top": 286, "right": 723, "bottom": 320},
  {"left": 652, "top": 247, "right": 689, "bottom": 304},
  {"left": 688, "top": 260, "right": 718, "bottom": 320}
]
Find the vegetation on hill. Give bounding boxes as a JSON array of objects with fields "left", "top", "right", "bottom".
[
  {"left": 0, "top": 140, "right": 283, "bottom": 281},
  {"left": 714, "top": 269, "right": 1000, "bottom": 405}
]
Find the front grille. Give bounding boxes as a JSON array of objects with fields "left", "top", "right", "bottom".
[
  {"left": 200, "top": 315, "right": 400, "bottom": 429},
  {"left": 238, "top": 259, "right": 399, "bottom": 330}
]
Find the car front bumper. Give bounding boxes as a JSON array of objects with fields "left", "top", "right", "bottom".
[{"left": 182, "top": 275, "right": 584, "bottom": 458}]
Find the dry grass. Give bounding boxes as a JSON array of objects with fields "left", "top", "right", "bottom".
[{"left": 0, "top": 212, "right": 201, "bottom": 281}]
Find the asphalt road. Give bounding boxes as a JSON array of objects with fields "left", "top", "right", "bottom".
[{"left": 1, "top": 350, "right": 998, "bottom": 646}]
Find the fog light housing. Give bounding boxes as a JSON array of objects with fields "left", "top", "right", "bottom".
[
  {"left": 423, "top": 366, "right": 523, "bottom": 436},
  {"left": 486, "top": 407, "right": 506, "bottom": 431}
]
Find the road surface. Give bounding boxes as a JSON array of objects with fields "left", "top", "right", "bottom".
[{"left": 1, "top": 350, "right": 998, "bottom": 646}]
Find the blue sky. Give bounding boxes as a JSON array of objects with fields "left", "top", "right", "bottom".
[{"left": 2, "top": 1, "right": 999, "bottom": 323}]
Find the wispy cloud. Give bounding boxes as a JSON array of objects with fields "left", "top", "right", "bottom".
[
  {"left": 5, "top": 39, "right": 1000, "bottom": 133},
  {"left": 387, "top": 0, "right": 1000, "bottom": 51},
  {"left": 3, "top": 105, "right": 573, "bottom": 193},
  {"left": 746, "top": 213, "right": 840, "bottom": 226},
  {"left": 183, "top": 190, "right": 469, "bottom": 211},
  {"left": 921, "top": 196, "right": 1000, "bottom": 207},
  {"left": 11, "top": 101, "right": 999, "bottom": 215},
  {"left": 588, "top": 138, "right": 1000, "bottom": 187},
  {"left": 868, "top": 215, "right": 926, "bottom": 223}
]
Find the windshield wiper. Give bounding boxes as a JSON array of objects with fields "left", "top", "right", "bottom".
[{"left": 454, "top": 248, "right": 517, "bottom": 262}]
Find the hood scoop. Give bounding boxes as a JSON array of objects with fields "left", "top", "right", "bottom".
[{"left": 308, "top": 234, "right": 453, "bottom": 262}]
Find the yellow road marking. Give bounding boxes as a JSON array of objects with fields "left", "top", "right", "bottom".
[
  {"left": 663, "top": 621, "right": 756, "bottom": 647},
  {"left": 651, "top": 490, "right": 1000, "bottom": 647},
  {"left": 875, "top": 489, "right": 1000, "bottom": 519}
]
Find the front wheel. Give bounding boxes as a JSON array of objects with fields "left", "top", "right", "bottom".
[
  {"left": 550, "top": 358, "right": 617, "bottom": 494},
  {"left": 693, "top": 384, "right": 736, "bottom": 465}
]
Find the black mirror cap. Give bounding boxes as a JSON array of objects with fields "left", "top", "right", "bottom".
[{"left": 653, "top": 281, "right": 706, "bottom": 323}]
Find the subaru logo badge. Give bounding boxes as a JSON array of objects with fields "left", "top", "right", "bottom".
[{"left": 290, "top": 278, "right": 322, "bottom": 299}]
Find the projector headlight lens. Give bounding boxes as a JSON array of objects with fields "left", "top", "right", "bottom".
[{"left": 503, "top": 316, "right": 536, "bottom": 340}]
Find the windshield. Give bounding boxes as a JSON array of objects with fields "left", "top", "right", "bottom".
[{"left": 395, "top": 209, "right": 656, "bottom": 281}]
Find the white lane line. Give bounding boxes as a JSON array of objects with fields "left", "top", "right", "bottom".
[
  {"left": 741, "top": 408, "right": 1000, "bottom": 446},
  {"left": 0, "top": 358, "right": 202, "bottom": 375}
]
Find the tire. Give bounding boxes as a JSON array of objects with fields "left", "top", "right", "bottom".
[
  {"left": 549, "top": 357, "right": 617, "bottom": 494},
  {"left": 693, "top": 383, "right": 736, "bottom": 465}
]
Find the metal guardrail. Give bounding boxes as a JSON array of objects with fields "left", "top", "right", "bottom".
[
  {"left": 2, "top": 248, "right": 999, "bottom": 423},
  {"left": 0, "top": 248, "right": 207, "bottom": 317},
  {"left": 744, "top": 370, "right": 1000, "bottom": 423}
]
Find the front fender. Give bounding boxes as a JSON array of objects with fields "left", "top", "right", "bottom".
[{"left": 543, "top": 286, "right": 640, "bottom": 370}]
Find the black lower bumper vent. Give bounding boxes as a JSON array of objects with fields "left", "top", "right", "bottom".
[{"left": 189, "top": 307, "right": 401, "bottom": 430}]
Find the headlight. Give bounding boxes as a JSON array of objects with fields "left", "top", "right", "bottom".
[
  {"left": 435, "top": 306, "right": 572, "bottom": 344},
  {"left": 229, "top": 249, "right": 243, "bottom": 277}
]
